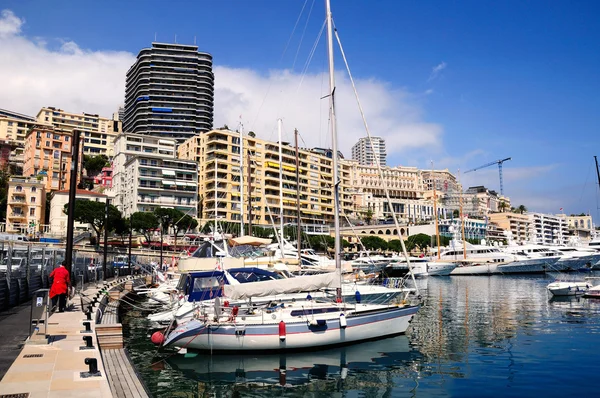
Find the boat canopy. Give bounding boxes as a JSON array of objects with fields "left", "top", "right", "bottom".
[
  {"left": 223, "top": 270, "right": 341, "bottom": 300},
  {"left": 229, "top": 236, "right": 272, "bottom": 246}
]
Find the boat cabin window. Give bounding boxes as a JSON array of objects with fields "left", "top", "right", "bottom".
[
  {"left": 191, "top": 241, "right": 225, "bottom": 258},
  {"left": 229, "top": 270, "right": 282, "bottom": 283},
  {"left": 193, "top": 276, "right": 222, "bottom": 291}
]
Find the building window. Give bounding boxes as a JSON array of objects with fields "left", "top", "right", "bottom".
[
  {"left": 45, "top": 141, "right": 50, "bottom": 147},
  {"left": 30, "top": 196, "right": 36, "bottom": 203},
  {"left": 31, "top": 187, "right": 36, "bottom": 193},
  {"left": 30, "top": 208, "right": 35, "bottom": 216},
  {"left": 65, "top": 136, "right": 69, "bottom": 142},
  {"left": 15, "top": 186, "right": 22, "bottom": 192},
  {"left": 46, "top": 132, "right": 51, "bottom": 138}
]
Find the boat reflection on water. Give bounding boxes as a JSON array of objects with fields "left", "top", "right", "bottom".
[{"left": 165, "top": 335, "right": 423, "bottom": 388}]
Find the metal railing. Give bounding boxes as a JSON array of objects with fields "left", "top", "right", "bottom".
[{"left": 0, "top": 241, "right": 164, "bottom": 312}]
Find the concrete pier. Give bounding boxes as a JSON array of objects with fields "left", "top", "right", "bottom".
[{"left": 0, "top": 276, "right": 150, "bottom": 398}]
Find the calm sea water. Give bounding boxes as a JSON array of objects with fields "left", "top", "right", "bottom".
[{"left": 121, "top": 273, "right": 600, "bottom": 397}]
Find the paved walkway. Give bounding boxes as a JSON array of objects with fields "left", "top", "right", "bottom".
[
  {"left": 0, "top": 286, "right": 113, "bottom": 398},
  {"left": 0, "top": 302, "right": 35, "bottom": 380}
]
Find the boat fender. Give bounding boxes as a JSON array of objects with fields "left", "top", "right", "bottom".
[
  {"left": 229, "top": 306, "right": 239, "bottom": 321},
  {"left": 306, "top": 294, "right": 312, "bottom": 301},
  {"left": 339, "top": 313, "right": 347, "bottom": 328},
  {"left": 150, "top": 331, "right": 165, "bottom": 345},
  {"left": 355, "top": 291, "right": 361, "bottom": 304},
  {"left": 223, "top": 300, "right": 229, "bottom": 307},
  {"left": 279, "top": 321, "right": 286, "bottom": 341}
]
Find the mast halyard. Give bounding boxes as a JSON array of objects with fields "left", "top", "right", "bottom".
[{"left": 325, "top": 0, "right": 342, "bottom": 302}]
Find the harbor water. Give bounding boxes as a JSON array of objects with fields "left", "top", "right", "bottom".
[{"left": 121, "top": 273, "right": 600, "bottom": 397}]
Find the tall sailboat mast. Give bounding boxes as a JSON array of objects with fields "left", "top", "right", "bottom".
[
  {"left": 326, "top": 0, "right": 342, "bottom": 301},
  {"left": 295, "top": 128, "right": 302, "bottom": 259},
  {"left": 277, "top": 118, "right": 285, "bottom": 254},
  {"left": 214, "top": 156, "right": 218, "bottom": 238},
  {"left": 239, "top": 124, "right": 245, "bottom": 236},
  {"left": 432, "top": 162, "right": 440, "bottom": 259}
]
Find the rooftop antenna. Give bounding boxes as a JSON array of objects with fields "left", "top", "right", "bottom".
[
  {"left": 175, "top": 34, "right": 177, "bottom": 43},
  {"left": 154, "top": 32, "right": 157, "bottom": 42},
  {"left": 194, "top": 36, "right": 197, "bottom": 45}
]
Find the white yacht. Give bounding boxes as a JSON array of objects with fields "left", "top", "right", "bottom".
[
  {"left": 385, "top": 257, "right": 457, "bottom": 277},
  {"left": 501, "top": 244, "right": 563, "bottom": 271},
  {"left": 350, "top": 251, "right": 391, "bottom": 273},
  {"left": 547, "top": 280, "right": 591, "bottom": 296},
  {"left": 437, "top": 241, "right": 554, "bottom": 275}
]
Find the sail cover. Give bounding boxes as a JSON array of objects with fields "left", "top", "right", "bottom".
[{"left": 223, "top": 270, "right": 341, "bottom": 300}]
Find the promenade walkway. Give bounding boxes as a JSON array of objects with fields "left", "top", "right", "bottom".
[{"left": 0, "top": 276, "right": 150, "bottom": 398}]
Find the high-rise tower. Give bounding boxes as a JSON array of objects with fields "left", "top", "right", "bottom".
[
  {"left": 351, "top": 136, "right": 387, "bottom": 166},
  {"left": 123, "top": 42, "right": 214, "bottom": 141}
]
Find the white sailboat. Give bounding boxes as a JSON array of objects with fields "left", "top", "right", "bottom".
[{"left": 162, "top": 0, "right": 419, "bottom": 351}]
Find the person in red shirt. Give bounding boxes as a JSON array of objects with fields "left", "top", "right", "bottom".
[{"left": 49, "top": 261, "right": 71, "bottom": 312}]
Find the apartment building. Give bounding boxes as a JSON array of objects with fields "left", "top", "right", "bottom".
[
  {"left": 0, "top": 108, "right": 50, "bottom": 170},
  {"left": 527, "top": 212, "right": 569, "bottom": 245},
  {"left": 488, "top": 212, "right": 531, "bottom": 243},
  {"left": 112, "top": 133, "right": 198, "bottom": 217},
  {"left": 351, "top": 136, "right": 387, "bottom": 166},
  {"left": 123, "top": 42, "right": 214, "bottom": 142},
  {"left": 6, "top": 176, "right": 47, "bottom": 234},
  {"left": 36, "top": 107, "right": 121, "bottom": 158},
  {"left": 177, "top": 129, "right": 353, "bottom": 227},
  {"left": 349, "top": 162, "right": 445, "bottom": 222},
  {"left": 49, "top": 189, "right": 107, "bottom": 236},
  {"left": 23, "top": 125, "right": 81, "bottom": 191}
]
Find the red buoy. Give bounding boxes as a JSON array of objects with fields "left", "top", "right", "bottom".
[
  {"left": 279, "top": 321, "right": 286, "bottom": 341},
  {"left": 232, "top": 306, "right": 239, "bottom": 317},
  {"left": 223, "top": 300, "right": 230, "bottom": 307},
  {"left": 151, "top": 331, "right": 165, "bottom": 345}
]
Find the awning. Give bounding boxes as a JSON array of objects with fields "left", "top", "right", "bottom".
[
  {"left": 186, "top": 182, "right": 196, "bottom": 187},
  {"left": 162, "top": 180, "right": 175, "bottom": 185},
  {"left": 175, "top": 181, "right": 187, "bottom": 186},
  {"left": 162, "top": 170, "right": 176, "bottom": 176}
]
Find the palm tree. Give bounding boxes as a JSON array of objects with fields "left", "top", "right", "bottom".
[
  {"left": 517, "top": 204, "right": 527, "bottom": 214},
  {"left": 498, "top": 201, "right": 508, "bottom": 213}
]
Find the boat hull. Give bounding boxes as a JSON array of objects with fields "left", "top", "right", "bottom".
[
  {"left": 547, "top": 282, "right": 591, "bottom": 296},
  {"left": 165, "top": 305, "right": 419, "bottom": 351}
]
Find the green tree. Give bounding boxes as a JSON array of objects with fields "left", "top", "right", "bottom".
[
  {"left": 363, "top": 208, "right": 374, "bottom": 225},
  {"left": 63, "top": 199, "right": 121, "bottom": 243},
  {"left": 360, "top": 236, "right": 388, "bottom": 251},
  {"left": 387, "top": 239, "right": 403, "bottom": 253},
  {"left": 517, "top": 204, "right": 527, "bottom": 214},
  {"left": 174, "top": 214, "right": 199, "bottom": 248},
  {"left": 131, "top": 211, "right": 159, "bottom": 244},
  {"left": 453, "top": 209, "right": 460, "bottom": 218},
  {"left": 406, "top": 233, "right": 431, "bottom": 253},
  {"left": 248, "top": 131, "right": 256, "bottom": 138},
  {"left": 82, "top": 154, "right": 109, "bottom": 176},
  {"left": 113, "top": 216, "right": 130, "bottom": 244},
  {"left": 498, "top": 201, "right": 508, "bottom": 213}
]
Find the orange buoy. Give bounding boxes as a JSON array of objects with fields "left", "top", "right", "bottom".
[
  {"left": 151, "top": 331, "right": 165, "bottom": 345},
  {"left": 279, "top": 321, "right": 286, "bottom": 341}
]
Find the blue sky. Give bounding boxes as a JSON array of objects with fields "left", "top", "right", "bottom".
[{"left": 1, "top": 0, "right": 599, "bottom": 219}]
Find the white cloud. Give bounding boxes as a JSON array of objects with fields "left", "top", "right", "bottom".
[
  {"left": 428, "top": 61, "right": 447, "bottom": 82},
  {"left": 0, "top": 9, "right": 22, "bottom": 37},
  {"left": 0, "top": 9, "right": 134, "bottom": 118},
  {"left": 0, "top": 8, "right": 443, "bottom": 158},
  {"left": 214, "top": 67, "right": 443, "bottom": 157}
]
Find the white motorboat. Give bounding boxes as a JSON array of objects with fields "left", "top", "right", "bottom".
[
  {"left": 385, "top": 257, "right": 456, "bottom": 277},
  {"left": 546, "top": 281, "right": 591, "bottom": 296},
  {"left": 350, "top": 251, "right": 391, "bottom": 272}
]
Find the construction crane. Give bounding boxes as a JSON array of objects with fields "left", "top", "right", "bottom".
[{"left": 464, "top": 157, "right": 512, "bottom": 196}]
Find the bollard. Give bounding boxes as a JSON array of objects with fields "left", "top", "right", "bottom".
[
  {"left": 80, "top": 358, "right": 101, "bottom": 378},
  {"left": 81, "top": 335, "right": 94, "bottom": 350},
  {"left": 85, "top": 311, "right": 92, "bottom": 321},
  {"left": 81, "top": 321, "right": 92, "bottom": 334}
]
